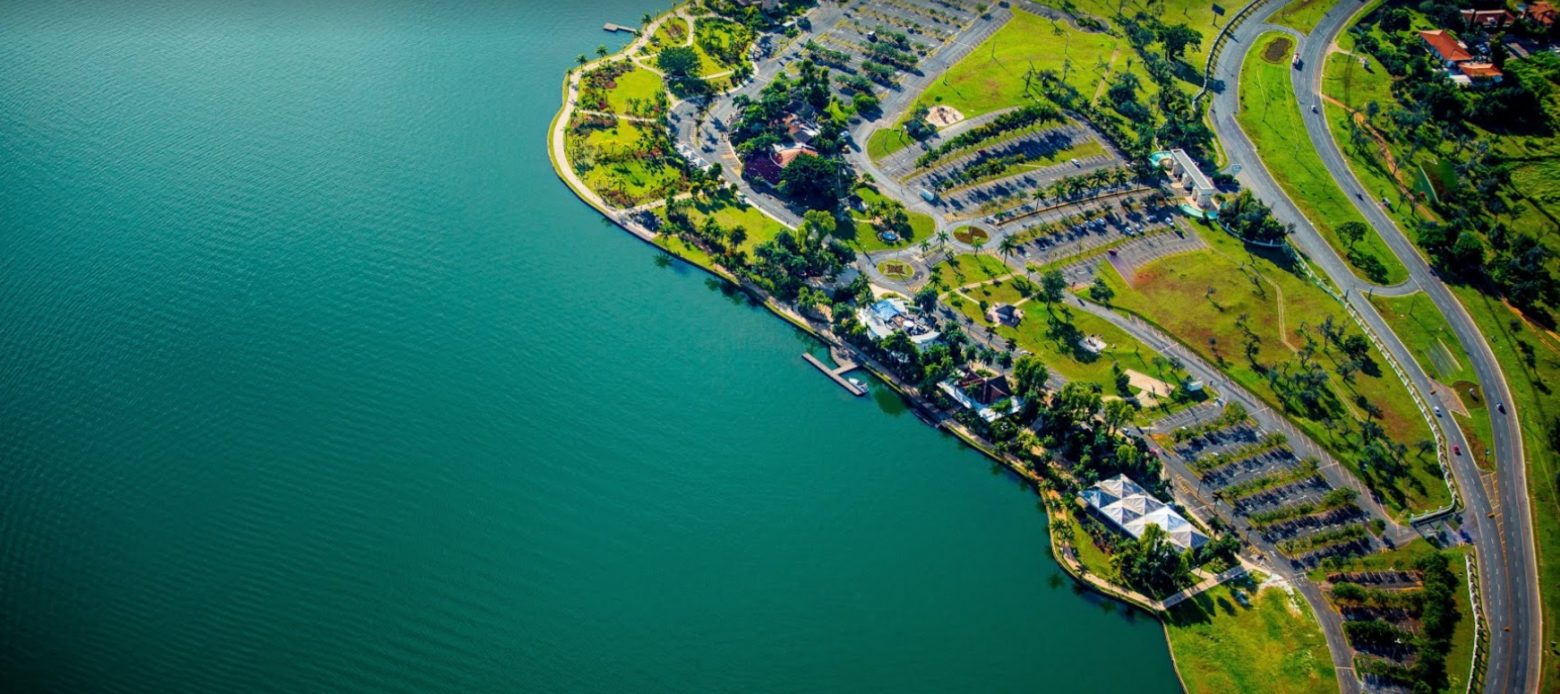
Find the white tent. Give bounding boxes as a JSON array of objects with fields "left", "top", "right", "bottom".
[{"left": 1081, "top": 474, "right": 1208, "bottom": 551}]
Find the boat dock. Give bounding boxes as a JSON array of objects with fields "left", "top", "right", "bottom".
[
  {"left": 802, "top": 351, "right": 866, "bottom": 396},
  {"left": 602, "top": 23, "right": 640, "bottom": 35}
]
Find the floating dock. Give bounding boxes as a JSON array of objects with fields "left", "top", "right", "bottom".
[
  {"left": 802, "top": 351, "right": 866, "bottom": 396},
  {"left": 602, "top": 23, "right": 640, "bottom": 35}
]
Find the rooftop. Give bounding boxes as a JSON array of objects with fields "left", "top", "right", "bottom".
[
  {"left": 1419, "top": 29, "right": 1473, "bottom": 63},
  {"left": 1081, "top": 474, "right": 1209, "bottom": 551},
  {"left": 1458, "top": 62, "right": 1504, "bottom": 80}
]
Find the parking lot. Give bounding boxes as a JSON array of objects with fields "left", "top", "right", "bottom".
[
  {"left": 1164, "top": 413, "right": 1380, "bottom": 567},
  {"left": 799, "top": 0, "right": 986, "bottom": 101}
]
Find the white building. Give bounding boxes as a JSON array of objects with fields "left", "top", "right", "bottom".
[
  {"left": 856, "top": 298, "right": 940, "bottom": 348},
  {"left": 1081, "top": 474, "right": 1208, "bottom": 552},
  {"left": 1163, "top": 149, "right": 1215, "bottom": 208}
]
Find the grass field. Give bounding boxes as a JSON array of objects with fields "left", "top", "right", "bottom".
[
  {"left": 1164, "top": 578, "right": 1335, "bottom": 694},
  {"left": 1369, "top": 292, "right": 1497, "bottom": 469},
  {"left": 1272, "top": 0, "right": 1334, "bottom": 34},
  {"left": 1237, "top": 33, "right": 1407, "bottom": 285},
  {"left": 868, "top": 9, "right": 1143, "bottom": 160},
  {"left": 652, "top": 193, "right": 788, "bottom": 259},
  {"left": 583, "top": 159, "right": 683, "bottom": 206},
  {"left": 1035, "top": 0, "right": 1224, "bottom": 69},
  {"left": 583, "top": 122, "right": 646, "bottom": 151},
  {"left": 604, "top": 68, "right": 665, "bottom": 114},
  {"left": 692, "top": 17, "right": 751, "bottom": 76},
  {"left": 1321, "top": 52, "right": 1393, "bottom": 114},
  {"left": 1096, "top": 222, "right": 1447, "bottom": 517},
  {"left": 1449, "top": 285, "right": 1560, "bottom": 690},
  {"left": 932, "top": 253, "right": 1012, "bottom": 289}
]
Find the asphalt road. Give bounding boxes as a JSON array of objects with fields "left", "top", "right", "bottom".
[{"left": 1213, "top": 3, "right": 1541, "bottom": 691}]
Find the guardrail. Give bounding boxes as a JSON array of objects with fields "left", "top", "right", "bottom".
[
  {"left": 1465, "top": 553, "right": 1488, "bottom": 694},
  {"left": 1193, "top": 0, "right": 1278, "bottom": 106},
  {"left": 1288, "top": 251, "right": 1461, "bottom": 523}
]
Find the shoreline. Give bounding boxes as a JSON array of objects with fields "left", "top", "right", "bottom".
[
  {"left": 543, "top": 13, "right": 1225, "bottom": 693},
  {"left": 544, "top": 15, "right": 1169, "bottom": 617}
]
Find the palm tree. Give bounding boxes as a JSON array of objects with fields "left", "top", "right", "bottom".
[
  {"left": 596, "top": 45, "right": 609, "bottom": 58},
  {"left": 577, "top": 54, "right": 588, "bottom": 65},
  {"left": 998, "top": 235, "right": 1020, "bottom": 261}
]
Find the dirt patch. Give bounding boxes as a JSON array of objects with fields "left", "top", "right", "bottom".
[
  {"left": 927, "top": 104, "right": 965, "bottom": 129},
  {"left": 953, "top": 226, "right": 990, "bottom": 245},
  {"left": 1261, "top": 36, "right": 1294, "bottom": 64},
  {"left": 1431, "top": 380, "right": 1472, "bottom": 417},
  {"left": 1125, "top": 369, "right": 1174, "bottom": 406}
]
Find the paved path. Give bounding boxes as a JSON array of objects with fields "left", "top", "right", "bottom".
[
  {"left": 1290, "top": 7, "right": 1542, "bottom": 692},
  {"left": 1211, "top": 3, "right": 1540, "bottom": 691}
]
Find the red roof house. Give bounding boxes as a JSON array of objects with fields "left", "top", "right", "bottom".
[
  {"left": 1458, "top": 62, "right": 1505, "bottom": 81},
  {"left": 1420, "top": 30, "right": 1474, "bottom": 65}
]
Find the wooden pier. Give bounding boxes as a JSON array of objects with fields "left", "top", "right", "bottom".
[
  {"left": 802, "top": 351, "right": 866, "bottom": 396},
  {"left": 602, "top": 23, "right": 640, "bottom": 35}
]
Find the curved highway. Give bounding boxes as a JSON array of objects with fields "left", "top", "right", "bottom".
[
  {"left": 1294, "top": 5, "right": 1543, "bottom": 692},
  {"left": 1209, "top": 2, "right": 1541, "bottom": 692}
]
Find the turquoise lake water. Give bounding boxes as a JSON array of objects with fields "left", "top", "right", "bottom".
[{"left": 0, "top": 1, "right": 1179, "bottom": 691}]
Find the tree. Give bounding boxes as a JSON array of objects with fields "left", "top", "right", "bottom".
[
  {"left": 1088, "top": 276, "right": 1115, "bottom": 304},
  {"left": 1040, "top": 270, "right": 1068, "bottom": 310},
  {"left": 998, "top": 234, "right": 1020, "bottom": 261},
  {"left": 1112, "top": 523, "right": 1192, "bottom": 599},
  {"left": 1159, "top": 24, "right": 1202, "bottom": 61},
  {"left": 657, "top": 46, "right": 700, "bottom": 78},
  {"left": 778, "top": 155, "right": 845, "bottom": 208},
  {"left": 1014, "top": 356, "right": 1049, "bottom": 399},
  {"left": 596, "top": 45, "right": 609, "bottom": 58},
  {"left": 914, "top": 285, "right": 940, "bottom": 313},
  {"left": 1337, "top": 220, "right": 1368, "bottom": 248},
  {"left": 1103, "top": 398, "right": 1135, "bottom": 435}
]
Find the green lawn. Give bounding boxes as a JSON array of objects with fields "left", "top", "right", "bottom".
[
  {"left": 1096, "top": 222, "right": 1447, "bottom": 517},
  {"left": 605, "top": 68, "right": 665, "bottom": 114},
  {"left": 1062, "top": 508, "right": 1118, "bottom": 579},
  {"left": 1322, "top": 52, "right": 1394, "bottom": 114},
  {"left": 1034, "top": 0, "right": 1225, "bottom": 69},
  {"left": 1238, "top": 33, "right": 1407, "bottom": 286},
  {"left": 867, "top": 9, "right": 1139, "bottom": 161},
  {"left": 583, "top": 159, "right": 684, "bottom": 206},
  {"left": 693, "top": 17, "right": 752, "bottom": 76},
  {"left": 1449, "top": 285, "right": 1560, "bottom": 690},
  {"left": 931, "top": 252, "right": 1012, "bottom": 288},
  {"left": 1164, "top": 578, "right": 1335, "bottom": 694},
  {"left": 653, "top": 193, "right": 788, "bottom": 259},
  {"left": 1272, "top": 0, "right": 1334, "bottom": 34},
  {"left": 583, "top": 122, "right": 645, "bottom": 152},
  {"left": 1369, "top": 292, "right": 1497, "bottom": 469}
]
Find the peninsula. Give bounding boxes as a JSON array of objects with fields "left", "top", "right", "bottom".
[{"left": 550, "top": 1, "right": 1555, "bottom": 691}]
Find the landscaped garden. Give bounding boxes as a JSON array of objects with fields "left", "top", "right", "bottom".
[
  {"left": 877, "top": 259, "right": 915, "bottom": 280},
  {"left": 952, "top": 226, "right": 989, "bottom": 246}
]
